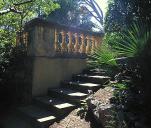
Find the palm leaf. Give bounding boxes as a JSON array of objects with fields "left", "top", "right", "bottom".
[
  {"left": 88, "top": 43, "right": 118, "bottom": 68},
  {"left": 113, "top": 22, "right": 151, "bottom": 57}
]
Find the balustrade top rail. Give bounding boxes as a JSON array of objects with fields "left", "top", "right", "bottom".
[{"left": 17, "top": 18, "right": 104, "bottom": 58}]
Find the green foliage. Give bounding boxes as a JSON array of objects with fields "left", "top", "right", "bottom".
[
  {"left": 0, "top": 0, "right": 59, "bottom": 90},
  {"left": 0, "top": 43, "right": 12, "bottom": 77},
  {"left": 88, "top": 22, "right": 151, "bottom": 69},
  {"left": 113, "top": 22, "right": 151, "bottom": 57},
  {"left": 48, "top": 0, "right": 103, "bottom": 31},
  {"left": 0, "top": 0, "right": 59, "bottom": 45},
  {"left": 112, "top": 83, "right": 128, "bottom": 91},
  {"left": 0, "top": 0, "right": 59, "bottom": 16},
  {"left": 32, "top": 0, "right": 60, "bottom": 16},
  {"left": 105, "top": 32, "right": 122, "bottom": 46},
  {"left": 111, "top": 83, "right": 129, "bottom": 103},
  {"left": 48, "top": 0, "right": 80, "bottom": 25},
  {"left": 105, "top": 0, "right": 151, "bottom": 33},
  {"left": 88, "top": 41, "right": 118, "bottom": 69},
  {"left": 103, "top": 1, "right": 151, "bottom": 127}
]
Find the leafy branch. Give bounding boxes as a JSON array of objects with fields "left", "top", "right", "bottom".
[
  {"left": 0, "top": 0, "right": 33, "bottom": 15},
  {"left": 80, "top": 0, "right": 103, "bottom": 25}
]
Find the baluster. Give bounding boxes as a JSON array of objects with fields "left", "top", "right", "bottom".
[
  {"left": 86, "top": 35, "right": 91, "bottom": 54},
  {"left": 54, "top": 29, "right": 60, "bottom": 51},
  {"left": 80, "top": 34, "right": 86, "bottom": 53},
  {"left": 95, "top": 37, "right": 98, "bottom": 48},
  {"left": 67, "top": 31, "right": 73, "bottom": 52},
  {"left": 61, "top": 31, "right": 67, "bottom": 52},
  {"left": 74, "top": 33, "right": 79, "bottom": 53},
  {"left": 99, "top": 37, "right": 103, "bottom": 46},
  {"left": 91, "top": 36, "right": 95, "bottom": 52},
  {"left": 100, "top": 37, "right": 103, "bottom": 44},
  {"left": 95, "top": 36, "right": 102, "bottom": 48}
]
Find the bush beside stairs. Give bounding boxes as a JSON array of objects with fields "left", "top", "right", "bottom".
[{"left": 17, "top": 69, "right": 110, "bottom": 128}]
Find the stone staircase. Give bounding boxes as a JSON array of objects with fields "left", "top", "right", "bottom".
[{"left": 17, "top": 69, "right": 110, "bottom": 128}]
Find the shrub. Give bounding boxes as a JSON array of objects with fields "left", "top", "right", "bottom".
[{"left": 87, "top": 42, "right": 118, "bottom": 69}]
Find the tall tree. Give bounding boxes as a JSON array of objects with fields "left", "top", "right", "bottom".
[
  {"left": 0, "top": 0, "right": 59, "bottom": 91},
  {"left": 105, "top": 0, "right": 151, "bottom": 33},
  {"left": 47, "top": 0, "right": 80, "bottom": 26},
  {"left": 80, "top": 0, "right": 103, "bottom": 28},
  {"left": 0, "top": 0, "right": 59, "bottom": 45},
  {"left": 48, "top": 0, "right": 103, "bottom": 31}
]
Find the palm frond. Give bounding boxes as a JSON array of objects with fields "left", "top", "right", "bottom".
[
  {"left": 88, "top": 43, "right": 118, "bottom": 68},
  {"left": 87, "top": 22, "right": 151, "bottom": 69},
  {"left": 113, "top": 22, "right": 151, "bottom": 57}
]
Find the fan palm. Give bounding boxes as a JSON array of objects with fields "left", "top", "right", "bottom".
[
  {"left": 88, "top": 22, "right": 151, "bottom": 69},
  {"left": 87, "top": 42, "right": 118, "bottom": 68},
  {"left": 113, "top": 22, "right": 151, "bottom": 58}
]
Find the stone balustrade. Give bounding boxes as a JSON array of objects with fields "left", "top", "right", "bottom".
[
  {"left": 15, "top": 18, "right": 104, "bottom": 96},
  {"left": 22, "top": 18, "right": 104, "bottom": 57},
  {"left": 54, "top": 29, "right": 102, "bottom": 54}
]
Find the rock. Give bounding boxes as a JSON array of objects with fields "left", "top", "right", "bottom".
[
  {"left": 87, "top": 97, "right": 115, "bottom": 128},
  {"left": 98, "top": 104, "right": 114, "bottom": 127},
  {"left": 87, "top": 86, "right": 129, "bottom": 128}
]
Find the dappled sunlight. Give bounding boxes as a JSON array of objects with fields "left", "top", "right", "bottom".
[
  {"left": 68, "top": 92, "right": 87, "bottom": 97},
  {"left": 37, "top": 116, "right": 56, "bottom": 122},
  {"left": 1, "top": 0, "right": 151, "bottom": 128},
  {"left": 54, "top": 103, "right": 74, "bottom": 109}
]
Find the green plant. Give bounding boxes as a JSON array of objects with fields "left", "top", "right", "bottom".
[
  {"left": 0, "top": 43, "right": 13, "bottom": 83},
  {"left": 88, "top": 42, "right": 118, "bottom": 69},
  {"left": 105, "top": 0, "right": 151, "bottom": 33},
  {"left": 113, "top": 22, "right": 151, "bottom": 58},
  {"left": 112, "top": 83, "right": 128, "bottom": 91},
  {"left": 88, "top": 22, "right": 151, "bottom": 69},
  {"left": 104, "top": 32, "right": 122, "bottom": 46}
]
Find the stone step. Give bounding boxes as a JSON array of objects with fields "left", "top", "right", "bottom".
[
  {"left": 34, "top": 96, "right": 76, "bottom": 116},
  {"left": 82, "top": 68, "right": 108, "bottom": 76},
  {"left": 73, "top": 74, "right": 110, "bottom": 84},
  {"left": 18, "top": 105, "right": 56, "bottom": 128},
  {"left": 48, "top": 88, "right": 87, "bottom": 104},
  {"left": 62, "top": 81, "right": 101, "bottom": 93}
]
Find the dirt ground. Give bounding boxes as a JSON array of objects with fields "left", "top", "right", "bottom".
[
  {"left": 49, "top": 109, "right": 92, "bottom": 128},
  {"left": 93, "top": 86, "right": 114, "bottom": 104},
  {"left": 49, "top": 87, "right": 114, "bottom": 128}
]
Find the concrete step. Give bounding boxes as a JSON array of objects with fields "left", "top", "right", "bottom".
[
  {"left": 18, "top": 105, "right": 56, "bottom": 128},
  {"left": 82, "top": 68, "right": 108, "bottom": 76},
  {"left": 34, "top": 96, "right": 76, "bottom": 116},
  {"left": 62, "top": 81, "right": 101, "bottom": 93},
  {"left": 73, "top": 74, "right": 110, "bottom": 84},
  {"left": 48, "top": 88, "right": 87, "bottom": 104}
]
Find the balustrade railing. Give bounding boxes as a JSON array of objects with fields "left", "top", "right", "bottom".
[
  {"left": 53, "top": 29, "right": 103, "bottom": 54},
  {"left": 20, "top": 18, "right": 103, "bottom": 56}
]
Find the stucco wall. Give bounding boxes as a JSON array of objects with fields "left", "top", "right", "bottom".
[
  {"left": 32, "top": 57, "right": 86, "bottom": 96},
  {"left": 24, "top": 19, "right": 103, "bottom": 97},
  {"left": 27, "top": 26, "right": 56, "bottom": 57}
]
